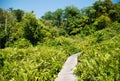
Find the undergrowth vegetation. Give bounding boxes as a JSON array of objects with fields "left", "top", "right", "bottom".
[
  {"left": 0, "top": 46, "right": 65, "bottom": 81},
  {"left": 0, "top": 37, "right": 80, "bottom": 81},
  {"left": 75, "top": 22, "right": 120, "bottom": 81},
  {"left": 46, "top": 36, "right": 81, "bottom": 55}
]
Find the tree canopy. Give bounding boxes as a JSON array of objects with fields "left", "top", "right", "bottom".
[{"left": 0, "top": 0, "right": 120, "bottom": 48}]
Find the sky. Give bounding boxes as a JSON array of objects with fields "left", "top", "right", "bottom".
[{"left": 0, "top": 0, "right": 119, "bottom": 18}]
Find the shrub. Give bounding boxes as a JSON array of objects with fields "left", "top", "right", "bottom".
[
  {"left": 47, "top": 36, "right": 80, "bottom": 55},
  {"left": 0, "top": 46, "right": 68, "bottom": 81},
  {"left": 75, "top": 23, "right": 120, "bottom": 81},
  {"left": 7, "top": 38, "right": 32, "bottom": 48}
]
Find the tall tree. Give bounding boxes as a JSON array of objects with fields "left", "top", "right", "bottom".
[
  {"left": 93, "top": 0, "right": 106, "bottom": 17},
  {"left": 22, "top": 12, "right": 39, "bottom": 44},
  {"left": 104, "top": 0, "right": 113, "bottom": 12},
  {"left": 12, "top": 9, "right": 24, "bottom": 22},
  {"left": 0, "top": 8, "right": 6, "bottom": 48},
  {"left": 64, "top": 6, "right": 80, "bottom": 18},
  {"left": 22, "top": 12, "right": 51, "bottom": 44},
  {"left": 109, "top": 3, "right": 120, "bottom": 22},
  {"left": 41, "top": 11, "right": 53, "bottom": 20},
  {"left": 0, "top": 8, "right": 17, "bottom": 48},
  {"left": 82, "top": 7, "right": 96, "bottom": 24},
  {"left": 53, "top": 9, "right": 63, "bottom": 27}
]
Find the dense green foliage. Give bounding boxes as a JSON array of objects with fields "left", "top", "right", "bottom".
[
  {"left": 0, "top": 0, "right": 120, "bottom": 48},
  {"left": 0, "top": 0, "right": 120, "bottom": 81},
  {"left": 75, "top": 22, "right": 120, "bottom": 81},
  {"left": 0, "top": 46, "right": 67, "bottom": 81},
  {"left": 42, "top": 0, "right": 120, "bottom": 35},
  {"left": 0, "top": 37, "right": 80, "bottom": 81}
]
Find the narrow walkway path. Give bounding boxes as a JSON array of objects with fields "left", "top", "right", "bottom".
[{"left": 55, "top": 52, "right": 81, "bottom": 81}]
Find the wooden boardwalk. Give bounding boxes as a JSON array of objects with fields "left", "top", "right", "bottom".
[{"left": 55, "top": 52, "right": 81, "bottom": 81}]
